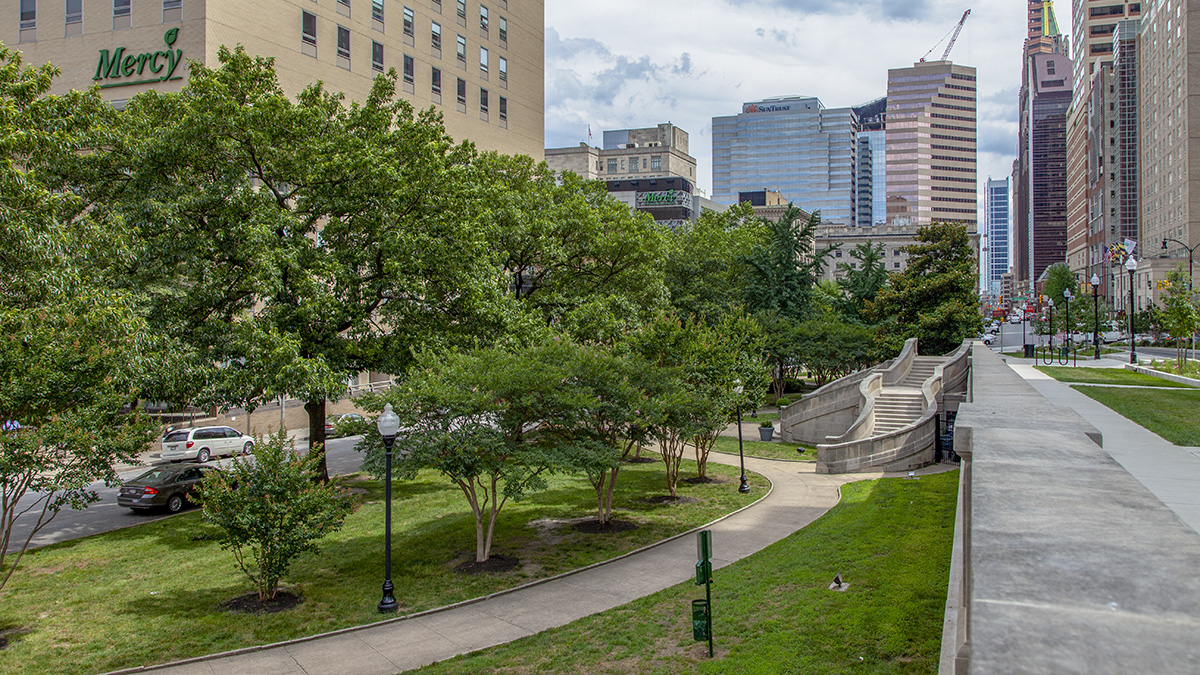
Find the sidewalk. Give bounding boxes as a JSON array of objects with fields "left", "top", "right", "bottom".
[
  {"left": 1007, "top": 360, "right": 1200, "bottom": 535},
  {"left": 108, "top": 453, "right": 940, "bottom": 675}
]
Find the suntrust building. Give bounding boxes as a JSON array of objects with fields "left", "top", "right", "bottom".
[{"left": 2, "top": 0, "right": 544, "bottom": 158}]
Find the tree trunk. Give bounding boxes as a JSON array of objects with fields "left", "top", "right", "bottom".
[
  {"left": 304, "top": 398, "right": 328, "bottom": 482},
  {"left": 603, "top": 465, "right": 620, "bottom": 522},
  {"left": 592, "top": 473, "right": 608, "bottom": 524},
  {"left": 482, "top": 474, "right": 501, "bottom": 562}
]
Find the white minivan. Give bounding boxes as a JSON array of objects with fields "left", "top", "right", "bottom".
[{"left": 161, "top": 426, "right": 254, "bottom": 463}]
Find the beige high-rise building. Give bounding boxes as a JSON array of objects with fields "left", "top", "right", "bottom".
[
  {"left": 1133, "top": 0, "right": 1199, "bottom": 312},
  {"left": 2, "top": 0, "right": 544, "bottom": 158},
  {"left": 885, "top": 60, "right": 978, "bottom": 230},
  {"left": 545, "top": 123, "right": 696, "bottom": 183}
]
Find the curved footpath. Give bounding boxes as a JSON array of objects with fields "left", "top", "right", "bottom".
[{"left": 107, "top": 452, "right": 940, "bottom": 675}]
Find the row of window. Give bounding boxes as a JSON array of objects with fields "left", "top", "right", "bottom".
[
  {"left": 391, "top": 2, "right": 507, "bottom": 46},
  {"left": 605, "top": 156, "right": 663, "bottom": 174},
  {"left": 18, "top": 0, "right": 181, "bottom": 33},
  {"left": 303, "top": 11, "right": 507, "bottom": 82}
]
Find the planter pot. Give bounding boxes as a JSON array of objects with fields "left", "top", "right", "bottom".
[{"left": 759, "top": 427, "right": 775, "bottom": 442}]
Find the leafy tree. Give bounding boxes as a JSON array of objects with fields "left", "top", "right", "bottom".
[
  {"left": 1042, "top": 262, "right": 1081, "bottom": 331},
  {"left": 743, "top": 206, "right": 834, "bottom": 319},
  {"left": 360, "top": 338, "right": 591, "bottom": 562},
  {"left": 761, "top": 316, "right": 804, "bottom": 401},
  {"left": 664, "top": 203, "right": 765, "bottom": 322},
  {"left": 480, "top": 154, "right": 669, "bottom": 325},
  {"left": 866, "top": 222, "right": 981, "bottom": 356},
  {"left": 83, "top": 48, "right": 503, "bottom": 479},
  {"left": 836, "top": 241, "right": 889, "bottom": 321},
  {"left": 199, "top": 432, "right": 351, "bottom": 600},
  {"left": 795, "top": 317, "right": 876, "bottom": 387},
  {"left": 0, "top": 46, "right": 154, "bottom": 590},
  {"left": 1159, "top": 267, "right": 1199, "bottom": 365}
]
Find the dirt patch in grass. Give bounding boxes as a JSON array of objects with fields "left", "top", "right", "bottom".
[
  {"left": 681, "top": 476, "right": 726, "bottom": 485},
  {"left": 572, "top": 519, "right": 639, "bottom": 534},
  {"left": 645, "top": 495, "right": 700, "bottom": 506},
  {"left": 0, "top": 626, "right": 31, "bottom": 651},
  {"left": 624, "top": 456, "right": 658, "bottom": 464},
  {"left": 454, "top": 554, "right": 520, "bottom": 575},
  {"left": 221, "top": 590, "right": 303, "bottom": 614}
]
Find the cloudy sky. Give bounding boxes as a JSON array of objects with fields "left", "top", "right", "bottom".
[{"left": 544, "top": 0, "right": 1071, "bottom": 209}]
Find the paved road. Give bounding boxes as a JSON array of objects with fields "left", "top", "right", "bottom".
[{"left": 5, "top": 435, "right": 366, "bottom": 554}]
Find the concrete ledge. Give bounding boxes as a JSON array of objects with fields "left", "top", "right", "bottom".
[
  {"left": 944, "top": 346, "right": 1200, "bottom": 674},
  {"left": 1124, "top": 364, "right": 1200, "bottom": 388}
]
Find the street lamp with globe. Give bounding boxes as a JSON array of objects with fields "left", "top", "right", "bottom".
[
  {"left": 375, "top": 403, "right": 405, "bottom": 613},
  {"left": 733, "top": 380, "right": 749, "bottom": 494},
  {"left": 1126, "top": 256, "right": 1138, "bottom": 365},
  {"left": 1063, "top": 288, "right": 1072, "bottom": 354},
  {"left": 1091, "top": 274, "right": 1101, "bottom": 360}
]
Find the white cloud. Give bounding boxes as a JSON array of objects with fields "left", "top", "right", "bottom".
[{"left": 546, "top": 0, "right": 1072, "bottom": 214}]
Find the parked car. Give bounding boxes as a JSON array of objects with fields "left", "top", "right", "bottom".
[
  {"left": 118, "top": 464, "right": 222, "bottom": 513},
  {"left": 324, "top": 413, "right": 365, "bottom": 439},
  {"left": 161, "top": 426, "right": 254, "bottom": 463},
  {"left": 977, "top": 333, "right": 994, "bottom": 345}
]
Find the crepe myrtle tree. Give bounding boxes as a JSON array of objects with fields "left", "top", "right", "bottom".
[
  {"left": 0, "top": 45, "right": 155, "bottom": 591},
  {"left": 357, "top": 337, "right": 595, "bottom": 563},
  {"left": 80, "top": 47, "right": 503, "bottom": 481}
]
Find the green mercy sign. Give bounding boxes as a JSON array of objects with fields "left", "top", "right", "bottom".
[{"left": 94, "top": 28, "right": 184, "bottom": 89}]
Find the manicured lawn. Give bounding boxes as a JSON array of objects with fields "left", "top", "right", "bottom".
[
  {"left": 1073, "top": 386, "right": 1200, "bottom": 446},
  {"left": 709, "top": 435, "right": 816, "bottom": 462},
  {"left": 405, "top": 470, "right": 960, "bottom": 675},
  {"left": 1035, "top": 366, "right": 1194, "bottom": 388},
  {"left": 740, "top": 410, "right": 779, "bottom": 423},
  {"left": 0, "top": 460, "right": 765, "bottom": 675}
]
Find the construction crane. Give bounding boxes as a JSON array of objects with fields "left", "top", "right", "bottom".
[{"left": 920, "top": 9, "right": 971, "bottom": 62}]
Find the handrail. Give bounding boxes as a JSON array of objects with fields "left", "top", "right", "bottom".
[
  {"left": 824, "top": 373, "right": 882, "bottom": 444},
  {"left": 881, "top": 338, "right": 920, "bottom": 386}
]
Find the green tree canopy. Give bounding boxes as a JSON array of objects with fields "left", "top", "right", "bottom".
[
  {"left": 836, "top": 241, "right": 890, "bottom": 322},
  {"left": 866, "top": 222, "right": 981, "bottom": 356},
  {"left": 664, "top": 203, "right": 765, "bottom": 323},
  {"left": 742, "top": 207, "right": 834, "bottom": 319}
]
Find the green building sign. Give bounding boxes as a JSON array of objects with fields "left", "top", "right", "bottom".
[{"left": 94, "top": 28, "right": 184, "bottom": 89}]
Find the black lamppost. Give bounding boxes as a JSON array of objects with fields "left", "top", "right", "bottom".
[
  {"left": 1047, "top": 298, "right": 1055, "bottom": 350},
  {"left": 1063, "top": 288, "right": 1072, "bottom": 353},
  {"left": 734, "top": 381, "right": 749, "bottom": 494},
  {"left": 1127, "top": 256, "right": 1138, "bottom": 365},
  {"left": 1091, "top": 273, "right": 1101, "bottom": 360},
  {"left": 376, "top": 404, "right": 402, "bottom": 613}
]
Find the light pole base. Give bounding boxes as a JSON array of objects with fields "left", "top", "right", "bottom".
[
  {"left": 738, "top": 477, "right": 750, "bottom": 493},
  {"left": 378, "top": 580, "right": 398, "bottom": 613}
]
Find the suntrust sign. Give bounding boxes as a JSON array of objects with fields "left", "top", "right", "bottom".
[
  {"left": 94, "top": 28, "right": 184, "bottom": 89},
  {"left": 742, "top": 103, "right": 791, "bottom": 113},
  {"left": 637, "top": 189, "right": 690, "bottom": 208}
]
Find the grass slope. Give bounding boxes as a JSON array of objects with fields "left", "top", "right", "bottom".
[
  {"left": 0, "top": 460, "right": 764, "bottom": 675},
  {"left": 1035, "top": 366, "right": 1193, "bottom": 388},
  {"left": 1073, "top": 386, "right": 1200, "bottom": 446},
  {"left": 406, "top": 471, "right": 960, "bottom": 675},
  {"left": 709, "top": 436, "right": 816, "bottom": 462}
]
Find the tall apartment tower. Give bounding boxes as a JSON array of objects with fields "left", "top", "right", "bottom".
[
  {"left": 854, "top": 97, "right": 887, "bottom": 226},
  {"left": 985, "top": 177, "right": 1011, "bottom": 296},
  {"left": 1, "top": 0, "right": 545, "bottom": 159},
  {"left": 712, "top": 96, "right": 859, "bottom": 225},
  {"left": 1064, "top": 1, "right": 1142, "bottom": 295},
  {"left": 1135, "top": 0, "right": 1199, "bottom": 310},
  {"left": 884, "top": 60, "right": 978, "bottom": 229},
  {"left": 1014, "top": 1, "right": 1071, "bottom": 290}
]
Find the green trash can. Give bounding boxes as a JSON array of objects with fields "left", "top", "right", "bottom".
[{"left": 691, "top": 599, "right": 710, "bottom": 641}]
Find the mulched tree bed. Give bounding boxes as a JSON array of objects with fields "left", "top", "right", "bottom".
[
  {"left": 573, "top": 518, "right": 639, "bottom": 534},
  {"left": 645, "top": 495, "right": 700, "bottom": 506},
  {"left": 221, "top": 590, "right": 303, "bottom": 614},
  {"left": 681, "top": 476, "right": 725, "bottom": 485},
  {"left": 454, "top": 554, "right": 520, "bottom": 575},
  {"left": 624, "top": 456, "right": 658, "bottom": 464}
]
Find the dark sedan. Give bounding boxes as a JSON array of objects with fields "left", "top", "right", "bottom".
[{"left": 117, "top": 465, "right": 221, "bottom": 513}]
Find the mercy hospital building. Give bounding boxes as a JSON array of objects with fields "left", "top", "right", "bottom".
[{"left": 2, "top": 0, "right": 544, "bottom": 157}]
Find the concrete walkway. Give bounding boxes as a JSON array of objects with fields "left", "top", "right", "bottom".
[
  {"left": 112, "top": 452, "right": 941, "bottom": 675},
  {"left": 1007, "top": 359, "right": 1200, "bottom": 535}
]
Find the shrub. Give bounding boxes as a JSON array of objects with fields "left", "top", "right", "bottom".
[
  {"left": 198, "top": 432, "right": 352, "bottom": 600},
  {"left": 760, "top": 419, "right": 774, "bottom": 428},
  {"left": 775, "top": 397, "right": 792, "bottom": 407}
]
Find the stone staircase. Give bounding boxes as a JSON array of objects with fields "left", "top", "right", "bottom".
[{"left": 872, "top": 389, "right": 927, "bottom": 434}]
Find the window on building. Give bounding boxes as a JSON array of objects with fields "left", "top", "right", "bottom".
[
  {"left": 499, "top": 96, "right": 507, "bottom": 121},
  {"left": 480, "top": 87, "right": 488, "bottom": 113},
  {"left": 456, "top": 0, "right": 466, "bottom": 20},
  {"left": 372, "top": 41, "right": 385, "bottom": 72},
  {"left": 480, "top": 47, "right": 488, "bottom": 74},
  {"left": 480, "top": 5, "right": 489, "bottom": 31},
  {"left": 642, "top": 158, "right": 647, "bottom": 169},
  {"left": 372, "top": 0, "right": 384, "bottom": 23},
  {"left": 113, "top": 0, "right": 130, "bottom": 17},
  {"left": 607, "top": 159, "right": 617, "bottom": 173},
  {"left": 19, "top": 0, "right": 35, "bottom": 30},
  {"left": 456, "top": 77, "right": 466, "bottom": 105},
  {"left": 431, "top": 66, "right": 442, "bottom": 94},
  {"left": 650, "top": 155, "right": 661, "bottom": 171},
  {"left": 431, "top": 21, "right": 442, "bottom": 49},
  {"left": 457, "top": 35, "right": 466, "bottom": 62},
  {"left": 337, "top": 0, "right": 350, "bottom": 9},
  {"left": 403, "top": 54, "right": 414, "bottom": 82},
  {"left": 403, "top": 7, "right": 414, "bottom": 35},
  {"left": 302, "top": 11, "right": 317, "bottom": 46},
  {"left": 65, "top": 0, "right": 82, "bottom": 26},
  {"left": 498, "top": 15, "right": 506, "bottom": 42},
  {"left": 337, "top": 25, "right": 350, "bottom": 60},
  {"left": 498, "top": 56, "right": 506, "bottom": 81},
  {"left": 163, "top": 0, "right": 181, "bottom": 22}
]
